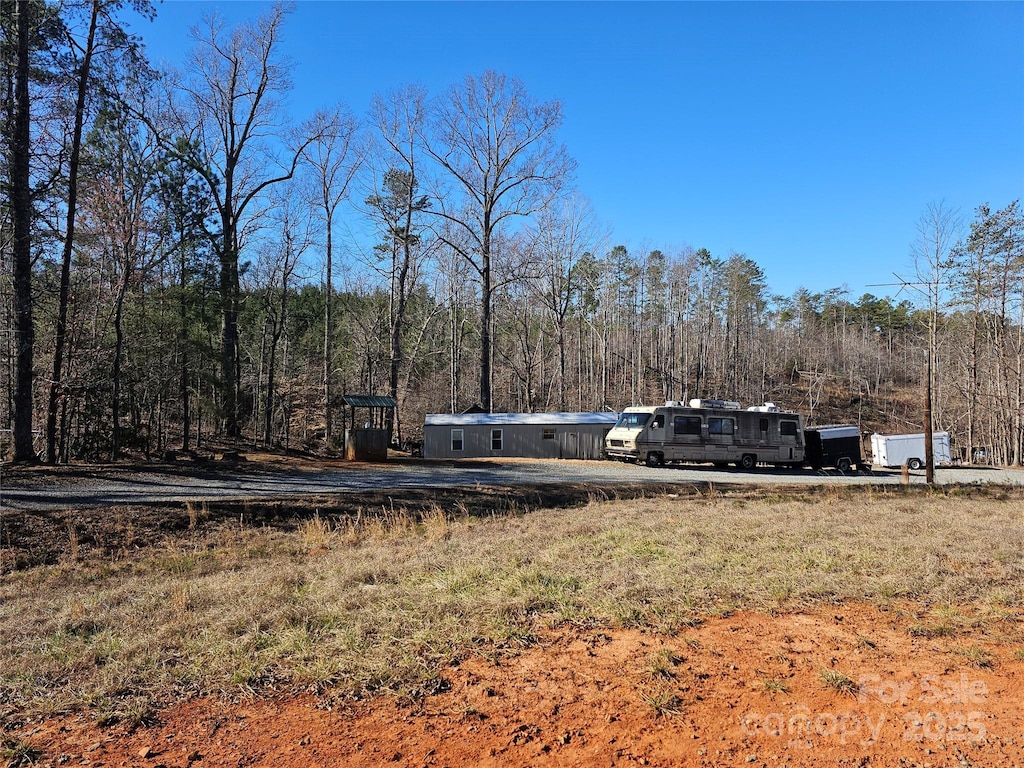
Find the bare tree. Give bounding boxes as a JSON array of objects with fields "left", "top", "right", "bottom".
[
  {"left": 153, "top": 141, "right": 214, "bottom": 453},
  {"left": 423, "top": 71, "right": 575, "bottom": 412},
  {"left": 910, "top": 200, "right": 962, "bottom": 482},
  {"left": 721, "top": 253, "right": 768, "bottom": 402},
  {"left": 80, "top": 94, "right": 165, "bottom": 459},
  {"left": 366, "top": 84, "right": 435, "bottom": 437},
  {"left": 302, "top": 104, "right": 361, "bottom": 445},
  {"left": 159, "top": 1, "right": 319, "bottom": 438},
  {"left": 8, "top": 0, "right": 34, "bottom": 461},
  {"left": 45, "top": 0, "right": 98, "bottom": 463},
  {"left": 527, "top": 193, "right": 602, "bottom": 410},
  {"left": 954, "top": 201, "right": 1024, "bottom": 466},
  {"left": 248, "top": 192, "right": 311, "bottom": 448},
  {"left": 432, "top": 230, "right": 474, "bottom": 413},
  {"left": 43, "top": 0, "right": 153, "bottom": 463},
  {"left": 956, "top": 203, "right": 1001, "bottom": 462}
]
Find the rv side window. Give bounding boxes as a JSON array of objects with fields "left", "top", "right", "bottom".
[
  {"left": 673, "top": 415, "right": 701, "bottom": 435},
  {"left": 542, "top": 428, "right": 556, "bottom": 440},
  {"left": 451, "top": 429, "right": 464, "bottom": 451},
  {"left": 780, "top": 421, "right": 798, "bottom": 437},
  {"left": 708, "top": 418, "right": 734, "bottom": 435},
  {"left": 491, "top": 429, "right": 503, "bottom": 450},
  {"left": 651, "top": 415, "right": 664, "bottom": 429},
  {"left": 759, "top": 418, "right": 769, "bottom": 432},
  {"left": 616, "top": 413, "right": 651, "bottom": 428}
]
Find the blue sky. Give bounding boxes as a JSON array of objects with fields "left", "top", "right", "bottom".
[{"left": 130, "top": 1, "right": 1024, "bottom": 302}]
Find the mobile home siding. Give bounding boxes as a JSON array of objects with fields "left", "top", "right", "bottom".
[{"left": 422, "top": 413, "right": 618, "bottom": 460}]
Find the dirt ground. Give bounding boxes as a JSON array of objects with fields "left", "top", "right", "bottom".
[
  {"left": 4, "top": 456, "right": 1024, "bottom": 767},
  {"left": 9, "top": 604, "right": 1023, "bottom": 768}
]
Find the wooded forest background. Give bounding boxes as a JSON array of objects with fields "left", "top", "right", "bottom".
[{"left": 3, "top": 1, "right": 1022, "bottom": 466}]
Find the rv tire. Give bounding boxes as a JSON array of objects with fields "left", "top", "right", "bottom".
[
  {"left": 907, "top": 458, "right": 923, "bottom": 470},
  {"left": 836, "top": 457, "right": 852, "bottom": 472},
  {"left": 646, "top": 452, "right": 664, "bottom": 468},
  {"left": 738, "top": 454, "right": 757, "bottom": 471}
]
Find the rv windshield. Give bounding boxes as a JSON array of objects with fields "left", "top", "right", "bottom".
[{"left": 615, "top": 412, "right": 651, "bottom": 429}]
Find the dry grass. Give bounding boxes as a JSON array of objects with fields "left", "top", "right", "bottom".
[
  {"left": 646, "top": 647, "right": 683, "bottom": 679},
  {"left": 819, "top": 668, "right": 857, "bottom": 695},
  {"left": 0, "top": 732, "right": 41, "bottom": 766},
  {"left": 1, "top": 484, "right": 1022, "bottom": 726},
  {"left": 760, "top": 678, "right": 789, "bottom": 695}
]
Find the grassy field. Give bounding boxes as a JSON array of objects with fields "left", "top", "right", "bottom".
[{"left": 1, "top": 483, "right": 1022, "bottom": 729}]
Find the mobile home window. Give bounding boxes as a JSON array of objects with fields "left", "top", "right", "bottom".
[
  {"left": 780, "top": 421, "right": 798, "bottom": 437},
  {"left": 491, "top": 429, "right": 503, "bottom": 450},
  {"left": 708, "top": 417, "right": 734, "bottom": 435},
  {"left": 451, "top": 429, "right": 464, "bottom": 452},
  {"left": 542, "top": 429, "right": 556, "bottom": 440},
  {"left": 673, "top": 415, "right": 702, "bottom": 435}
]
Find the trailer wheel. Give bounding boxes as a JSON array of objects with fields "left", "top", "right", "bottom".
[
  {"left": 836, "top": 457, "right": 852, "bottom": 472},
  {"left": 907, "top": 458, "right": 923, "bottom": 470},
  {"left": 738, "top": 454, "right": 757, "bottom": 471},
  {"left": 646, "top": 452, "right": 663, "bottom": 468}
]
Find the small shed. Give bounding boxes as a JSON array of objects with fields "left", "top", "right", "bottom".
[
  {"left": 343, "top": 394, "right": 397, "bottom": 461},
  {"left": 422, "top": 412, "right": 619, "bottom": 460}
]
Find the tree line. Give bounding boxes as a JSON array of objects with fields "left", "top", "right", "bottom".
[{"left": 2, "top": 1, "right": 1022, "bottom": 466}]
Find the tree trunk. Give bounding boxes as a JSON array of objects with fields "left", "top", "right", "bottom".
[
  {"left": 220, "top": 212, "right": 241, "bottom": 438},
  {"left": 449, "top": 297, "right": 459, "bottom": 413},
  {"left": 324, "top": 226, "right": 333, "bottom": 444},
  {"left": 263, "top": 317, "right": 278, "bottom": 447},
  {"left": 45, "top": 0, "right": 99, "bottom": 463},
  {"left": 388, "top": 271, "right": 406, "bottom": 437},
  {"left": 111, "top": 269, "right": 130, "bottom": 460},
  {"left": 179, "top": 246, "right": 191, "bottom": 451},
  {"left": 11, "top": 0, "right": 35, "bottom": 462},
  {"left": 388, "top": 194, "right": 415, "bottom": 441},
  {"left": 556, "top": 317, "right": 567, "bottom": 411},
  {"left": 479, "top": 231, "right": 492, "bottom": 412}
]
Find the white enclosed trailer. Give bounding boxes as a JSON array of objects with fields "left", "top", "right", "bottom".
[{"left": 870, "top": 432, "right": 952, "bottom": 469}]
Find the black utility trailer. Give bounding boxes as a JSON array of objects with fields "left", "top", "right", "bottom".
[{"left": 804, "top": 424, "right": 867, "bottom": 472}]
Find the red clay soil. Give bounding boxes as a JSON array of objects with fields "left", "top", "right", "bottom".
[{"left": 12, "top": 604, "right": 1024, "bottom": 768}]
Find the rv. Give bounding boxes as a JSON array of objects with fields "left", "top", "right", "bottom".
[
  {"left": 804, "top": 424, "right": 867, "bottom": 472},
  {"left": 604, "top": 399, "right": 805, "bottom": 469},
  {"left": 870, "top": 432, "right": 952, "bottom": 469}
]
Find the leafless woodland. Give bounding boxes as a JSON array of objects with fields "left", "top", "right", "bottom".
[{"left": 2, "top": 2, "right": 1022, "bottom": 466}]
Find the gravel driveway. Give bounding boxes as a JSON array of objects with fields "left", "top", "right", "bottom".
[{"left": 2, "top": 458, "right": 1021, "bottom": 511}]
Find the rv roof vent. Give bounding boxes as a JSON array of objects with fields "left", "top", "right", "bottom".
[{"left": 747, "top": 402, "right": 780, "bottom": 412}]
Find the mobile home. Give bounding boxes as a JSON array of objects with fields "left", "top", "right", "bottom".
[
  {"left": 604, "top": 399, "right": 805, "bottom": 469},
  {"left": 422, "top": 412, "right": 619, "bottom": 460}
]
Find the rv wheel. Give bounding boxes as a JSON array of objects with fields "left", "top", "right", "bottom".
[
  {"left": 907, "top": 458, "right": 923, "bottom": 470},
  {"left": 738, "top": 454, "right": 757, "bottom": 471},
  {"left": 646, "top": 452, "right": 663, "bottom": 468},
  {"left": 836, "top": 457, "right": 852, "bottom": 472}
]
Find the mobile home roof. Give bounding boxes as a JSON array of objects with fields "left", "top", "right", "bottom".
[{"left": 425, "top": 412, "right": 618, "bottom": 427}]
